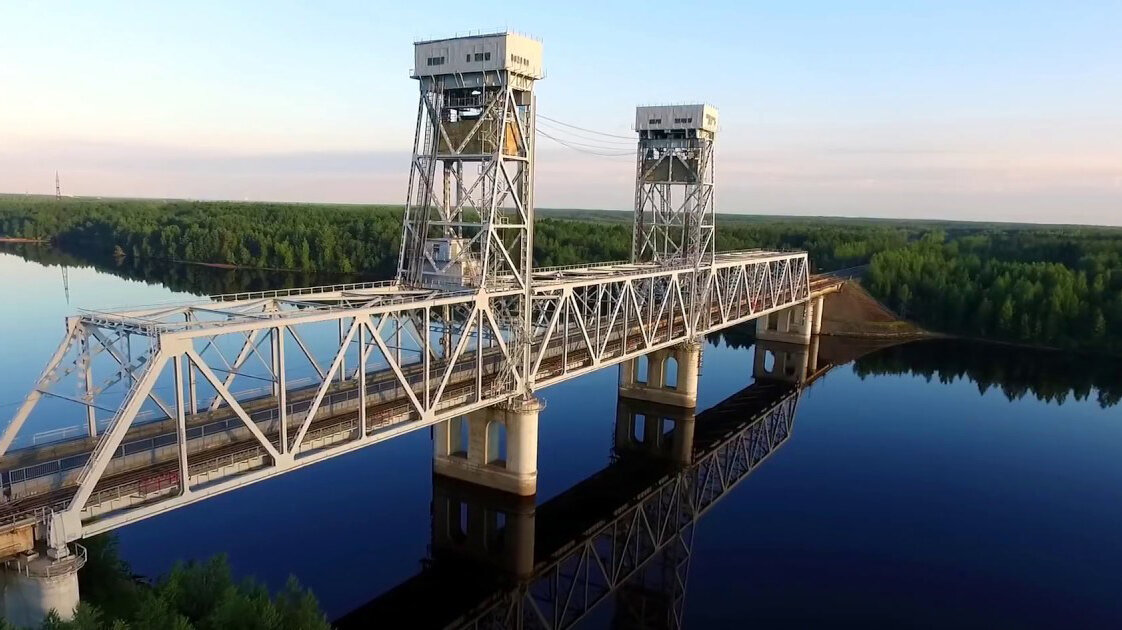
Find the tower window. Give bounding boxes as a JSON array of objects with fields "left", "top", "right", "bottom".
[
  {"left": 474, "top": 52, "right": 484, "bottom": 61},
  {"left": 426, "top": 56, "right": 445, "bottom": 66},
  {"left": 648, "top": 118, "right": 662, "bottom": 125}
]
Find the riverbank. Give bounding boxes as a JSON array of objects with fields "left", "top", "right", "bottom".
[
  {"left": 821, "top": 280, "right": 1122, "bottom": 359},
  {"left": 0, "top": 237, "right": 47, "bottom": 244},
  {"left": 819, "top": 281, "right": 930, "bottom": 338}
]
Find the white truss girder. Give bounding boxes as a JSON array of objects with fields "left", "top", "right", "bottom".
[{"left": 0, "top": 250, "right": 809, "bottom": 544}]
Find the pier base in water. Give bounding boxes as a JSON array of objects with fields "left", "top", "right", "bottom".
[{"left": 433, "top": 396, "right": 542, "bottom": 496}]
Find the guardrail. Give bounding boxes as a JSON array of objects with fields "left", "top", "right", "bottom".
[{"left": 4, "top": 542, "right": 87, "bottom": 577}]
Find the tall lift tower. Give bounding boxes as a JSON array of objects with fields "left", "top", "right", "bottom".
[
  {"left": 398, "top": 32, "right": 543, "bottom": 291},
  {"left": 632, "top": 105, "right": 718, "bottom": 267}
]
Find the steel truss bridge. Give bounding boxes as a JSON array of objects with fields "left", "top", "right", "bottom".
[
  {"left": 339, "top": 370, "right": 814, "bottom": 629},
  {"left": 0, "top": 251, "right": 810, "bottom": 549},
  {"left": 0, "top": 32, "right": 827, "bottom": 558}
]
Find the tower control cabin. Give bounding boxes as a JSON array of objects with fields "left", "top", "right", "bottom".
[
  {"left": 401, "top": 32, "right": 544, "bottom": 289},
  {"left": 632, "top": 104, "right": 718, "bottom": 266}
]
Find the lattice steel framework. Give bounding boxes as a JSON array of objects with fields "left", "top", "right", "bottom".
[
  {"left": 632, "top": 105, "right": 717, "bottom": 267},
  {"left": 397, "top": 68, "right": 536, "bottom": 291},
  {"left": 0, "top": 36, "right": 817, "bottom": 554},
  {"left": 0, "top": 251, "right": 810, "bottom": 548}
]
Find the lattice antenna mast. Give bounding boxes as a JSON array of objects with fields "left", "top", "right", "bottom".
[
  {"left": 397, "top": 32, "right": 542, "bottom": 292},
  {"left": 631, "top": 105, "right": 718, "bottom": 267},
  {"left": 55, "top": 171, "right": 61, "bottom": 201}
]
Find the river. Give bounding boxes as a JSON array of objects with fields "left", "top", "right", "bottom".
[{"left": 1, "top": 246, "right": 1120, "bottom": 628}]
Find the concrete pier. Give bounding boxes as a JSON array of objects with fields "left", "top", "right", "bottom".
[
  {"left": 756, "top": 296, "right": 823, "bottom": 344},
  {"left": 752, "top": 337, "right": 821, "bottom": 385},
  {"left": 1, "top": 544, "right": 84, "bottom": 627},
  {"left": 433, "top": 396, "right": 542, "bottom": 496},
  {"left": 619, "top": 341, "right": 701, "bottom": 408},
  {"left": 614, "top": 397, "right": 697, "bottom": 465}
]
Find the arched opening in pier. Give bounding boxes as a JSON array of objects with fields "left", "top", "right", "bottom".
[
  {"left": 637, "top": 355, "right": 649, "bottom": 385},
  {"left": 450, "top": 415, "right": 469, "bottom": 458},
  {"left": 664, "top": 357, "right": 678, "bottom": 389},
  {"left": 487, "top": 421, "right": 507, "bottom": 466}
]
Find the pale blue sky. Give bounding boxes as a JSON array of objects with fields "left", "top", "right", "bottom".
[{"left": 1, "top": 1, "right": 1119, "bottom": 224}]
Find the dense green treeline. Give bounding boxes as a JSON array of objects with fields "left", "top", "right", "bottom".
[
  {"left": 1, "top": 535, "right": 329, "bottom": 630},
  {"left": 1, "top": 244, "right": 371, "bottom": 298},
  {"left": 867, "top": 231, "right": 1122, "bottom": 353},
  {"left": 0, "top": 198, "right": 911, "bottom": 275},
  {"left": 0, "top": 198, "right": 404, "bottom": 275},
  {"left": 3, "top": 196, "right": 1121, "bottom": 353}
]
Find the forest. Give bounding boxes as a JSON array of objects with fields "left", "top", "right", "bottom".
[
  {"left": 2, "top": 196, "right": 1120, "bottom": 354},
  {"left": 3, "top": 535, "right": 329, "bottom": 630},
  {"left": 865, "top": 230, "right": 1122, "bottom": 354},
  {"left": 0, "top": 197, "right": 914, "bottom": 274}
]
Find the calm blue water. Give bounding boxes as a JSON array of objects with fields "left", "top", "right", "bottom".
[{"left": 1, "top": 249, "right": 1121, "bottom": 628}]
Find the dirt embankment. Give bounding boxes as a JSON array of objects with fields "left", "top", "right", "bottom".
[{"left": 819, "top": 282, "right": 928, "bottom": 338}]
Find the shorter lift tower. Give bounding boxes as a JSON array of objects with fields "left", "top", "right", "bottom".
[
  {"left": 632, "top": 105, "right": 719, "bottom": 267},
  {"left": 398, "top": 32, "right": 543, "bottom": 290}
]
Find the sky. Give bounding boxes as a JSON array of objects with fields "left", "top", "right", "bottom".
[{"left": 1, "top": 1, "right": 1120, "bottom": 225}]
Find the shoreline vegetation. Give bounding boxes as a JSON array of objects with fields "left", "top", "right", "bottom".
[
  {"left": 1, "top": 196, "right": 1119, "bottom": 355},
  {"left": 6, "top": 533, "right": 333, "bottom": 630}
]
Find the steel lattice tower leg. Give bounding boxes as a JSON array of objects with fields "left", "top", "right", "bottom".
[{"left": 397, "top": 33, "right": 543, "bottom": 398}]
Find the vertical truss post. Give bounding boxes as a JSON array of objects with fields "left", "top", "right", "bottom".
[
  {"left": 275, "top": 326, "right": 288, "bottom": 454},
  {"left": 358, "top": 323, "right": 367, "bottom": 437},
  {"left": 338, "top": 317, "right": 347, "bottom": 385},
  {"left": 187, "top": 363, "right": 198, "bottom": 415},
  {"left": 80, "top": 327, "right": 96, "bottom": 437},
  {"left": 173, "top": 354, "right": 189, "bottom": 495}
]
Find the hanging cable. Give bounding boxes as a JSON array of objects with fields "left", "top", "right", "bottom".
[
  {"left": 537, "top": 114, "right": 635, "bottom": 140},
  {"left": 537, "top": 117, "right": 634, "bottom": 146},
  {"left": 535, "top": 127, "right": 635, "bottom": 153},
  {"left": 536, "top": 129, "right": 635, "bottom": 158}
]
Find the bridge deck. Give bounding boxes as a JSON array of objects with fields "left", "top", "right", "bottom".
[{"left": 0, "top": 249, "right": 817, "bottom": 543}]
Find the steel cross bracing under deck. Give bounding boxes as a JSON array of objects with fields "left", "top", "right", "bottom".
[{"left": 0, "top": 249, "right": 808, "bottom": 545}]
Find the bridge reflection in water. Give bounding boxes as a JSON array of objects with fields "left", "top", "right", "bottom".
[{"left": 338, "top": 337, "right": 869, "bottom": 629}]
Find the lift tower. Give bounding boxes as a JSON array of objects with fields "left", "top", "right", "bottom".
[
  {"left": 632, "top": 105, "right": 718, "bottom": 267},
  {"left": 398, "top": 32, "right": 543, "bottom": 290}
]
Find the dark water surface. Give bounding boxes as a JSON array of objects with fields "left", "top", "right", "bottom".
[{"left": 2, "top": 249, "right": 1121, "bottom": 628}]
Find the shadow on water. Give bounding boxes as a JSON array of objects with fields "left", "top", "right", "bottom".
[{"left": 337, "top": 355, "right": 808, "bottom": 629}]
